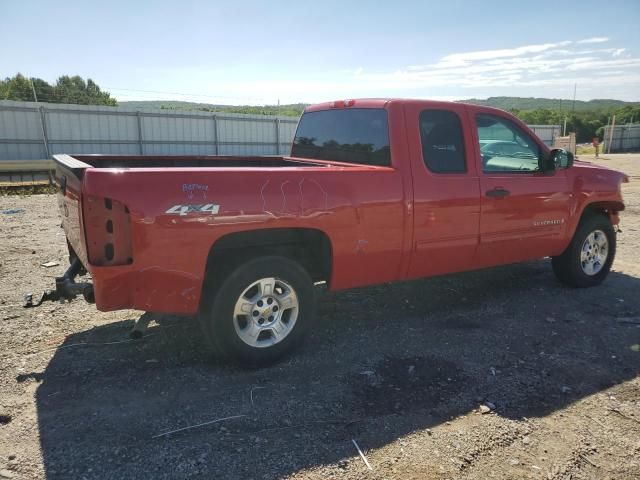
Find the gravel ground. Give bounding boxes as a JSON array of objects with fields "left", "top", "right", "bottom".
[{"left": 0, "top": 154, "right": 639, "bottom": 480}]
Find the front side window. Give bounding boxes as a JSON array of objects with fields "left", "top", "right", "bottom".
[
  {"left": 419, "top": 109, "right": 466, "bottom": 173},
  {"left": 291, "top": 108, "right": 390, "bottom": 166},
  {"left": 476, "top": 114, "right": 541, "bottom": 173}
]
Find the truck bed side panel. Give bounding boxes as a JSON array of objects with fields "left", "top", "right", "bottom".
[{"left": 81, "top": 166, "right": 405, "bottom": 314}]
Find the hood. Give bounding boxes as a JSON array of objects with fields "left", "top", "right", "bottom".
[{"left": 572, "top": 159, "right": 629, "bottom": 185}]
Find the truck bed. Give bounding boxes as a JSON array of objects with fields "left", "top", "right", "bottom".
[
  {"left": 52, "top": 153, "right": 401, "bottom": 313},
  {"left": 55, "top": 154, "right": 331, "bottom": 176}
]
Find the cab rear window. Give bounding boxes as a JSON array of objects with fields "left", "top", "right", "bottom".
[{"left": 291, "top": 108, "right": 390, "bottom": 166}]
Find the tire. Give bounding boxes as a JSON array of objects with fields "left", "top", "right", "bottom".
[
  {"left": 552, "top": 213, "right": 616, "bottom": 288},
  {"left": 199, "top": 255, "right": 315, "bottom": 366}
]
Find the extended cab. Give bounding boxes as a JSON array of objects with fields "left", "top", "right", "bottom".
[{"left": 43, "top": 99, "right": 627, "bottom": 364}]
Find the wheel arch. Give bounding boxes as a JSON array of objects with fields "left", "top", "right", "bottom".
[
  {"left": 202, "top": 227, "right": 333, "bottom": 302},
  {"left": 580, "top": 200, "right": 624, "bottom": 225},
  {"left": 562, "top": 200, "right": 623, "bottom": 254}
]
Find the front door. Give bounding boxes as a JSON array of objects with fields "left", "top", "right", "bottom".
[{"left": 472, "top": 110, "right": 571, "bottom": 267}]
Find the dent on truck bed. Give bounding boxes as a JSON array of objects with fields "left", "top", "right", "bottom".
[{"left": 258, "top": 177, "right": 330, "bottom": 217}]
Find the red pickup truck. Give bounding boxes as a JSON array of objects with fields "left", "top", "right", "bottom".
[{"left": 42, "top": 99, "right": 627, "bottom": 365}]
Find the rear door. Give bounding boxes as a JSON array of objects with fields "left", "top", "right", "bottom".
[
  {"left": 404, "top": 102, "right": 481, "bottom": 279},
  {"left": 471, "top": 109, "right": 571, "bottom": 266}
]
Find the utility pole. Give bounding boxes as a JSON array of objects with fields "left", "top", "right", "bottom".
[
  {"left": 571, "top": 83, "right": 577, "bottom": 113},
  {"left": 607, "top": 114, "right": 616, "bottom": 154},
  {"left": 30, "top": 78, "right": 38, "bottom": 103},
  {"left": 30, "top": 77, "right": 50, "bottom": 158}
]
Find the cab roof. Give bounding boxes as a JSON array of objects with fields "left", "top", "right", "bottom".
[{"left": 304, "top": 98, "right": 509, "bottom": 115}]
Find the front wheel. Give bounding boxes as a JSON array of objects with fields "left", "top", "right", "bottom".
[
  {"left": 200, "top": 256, "right": 315, "bottom": 366},
  {"left": 552, "top": 213, "right": 616, "bottom": 288}
]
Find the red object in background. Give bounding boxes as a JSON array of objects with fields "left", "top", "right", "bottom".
[
  {"left": 52, "top": 99, "right": 627, "bottom": 315},
  {"left": 593, "top": 137, "right": 600, "bottom": 147}
]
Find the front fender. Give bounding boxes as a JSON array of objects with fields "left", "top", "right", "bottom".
[{"left": 564, "top": 164, "right": 627, "bottom": 244}]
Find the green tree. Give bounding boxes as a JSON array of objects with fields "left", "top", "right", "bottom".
[
  {"left": 613, "top": 105, "right": 640, "bottom": 124},
  {"left": 0, "top": 73, "right": 117, "bottom": 106},
  {"left": 0, "top": 73, "right": 34, "bottom": 101},
  {"left": 31, "top": 77, "right": 54, "bottom": 101},
  {"left": 512, "top": 108, "right": 635, "bottom": 142},
  {"left": 53, "top": 75, "right": 117, "bottom": 106}
]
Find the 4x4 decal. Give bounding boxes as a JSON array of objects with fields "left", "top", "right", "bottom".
[{"left": 165, "top": 204, "right": 220, "bottom": 216}]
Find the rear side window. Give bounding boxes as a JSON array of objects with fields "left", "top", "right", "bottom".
[
  {"left": 291, "top": 108, "right": 390, "bottom": 166},
  {"left": 419, "top": 110, "right": 466, "bottom": 173}
]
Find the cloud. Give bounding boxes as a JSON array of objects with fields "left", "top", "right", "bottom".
[
  {"left": 355, "top": 39, "right": 639, "bottom": 95},
  {"left": 577, "top": 37, "right": 609, "bottom": 44},
  {"left": 115, "top": 37, "right": 639, "bottom": 104},
  {"left": 565, "top": 58, "right": 640, "bottom": 71},
  {"left": 435, "top": 41, "right": 572, "bottom": 66}
]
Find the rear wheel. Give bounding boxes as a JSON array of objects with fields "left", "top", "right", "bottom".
[
  {"left": 200, "top": 256, "right": 315, "bottom": 366},
  {"left": 552, "top": 213, "right": 616, "bottom": 287}
]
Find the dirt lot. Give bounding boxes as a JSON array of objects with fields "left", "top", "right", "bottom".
[{"left": 1, "top": 154, "right": 639, "bottom": 480}]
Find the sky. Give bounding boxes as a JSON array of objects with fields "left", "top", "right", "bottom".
[{"left": 1, "top": 0, "right": 639, "bottom": 105}]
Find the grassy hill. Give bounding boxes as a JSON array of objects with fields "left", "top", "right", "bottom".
[
  {"left": 118, "top": 100, "right": 307, "bottom": 117},
  {"left": 119, "top": 97, "right": 640, "bottom": 117},
  {"left": 461, "top": 96, "right": 639, "bottom": 112}
]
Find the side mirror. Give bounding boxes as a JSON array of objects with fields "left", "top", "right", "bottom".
[{"left": 542, "top": 148, "right": 573, "bottom": 171}]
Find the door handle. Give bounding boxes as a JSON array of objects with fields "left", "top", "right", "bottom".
[{"left": 485, "top": 188, "right": 510, "bottom": 198}]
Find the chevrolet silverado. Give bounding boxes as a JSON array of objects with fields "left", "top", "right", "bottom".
[{"left": 39, "top": 99, "right": 628, "bottom": 364}]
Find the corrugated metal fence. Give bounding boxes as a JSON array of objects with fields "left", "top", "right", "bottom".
[
  {"left": 603, "top": 124, "right": 640, "bottom": 153},
  {"left": 0, "top": 100, "right": 562, "bottom": 169},
  {"left": 0, "top": 100, "right": 299, "bottom": 165},
  {"left": 528, "top": 125, "right": 562, "bottom": 147}
]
